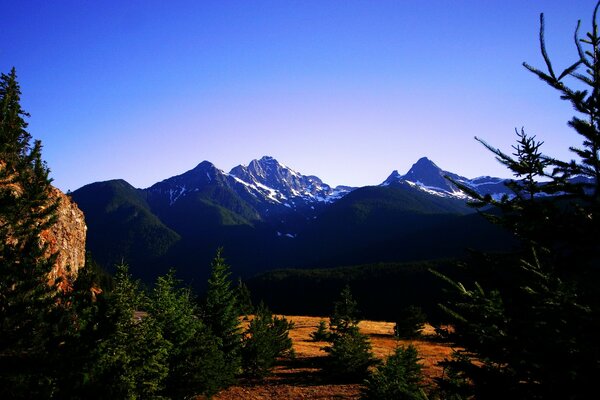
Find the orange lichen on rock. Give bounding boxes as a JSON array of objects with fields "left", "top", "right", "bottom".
[
  {"left": 1, "top": 159, "right": 87, "bottom": 292},
  {"left": 41, "top": 187, "right": 87, "bottom": 291}
]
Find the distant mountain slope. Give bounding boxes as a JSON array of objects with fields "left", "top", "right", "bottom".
[
  {"left": 72, "top": 156, "right": 516, "bottom": 284},
  {"left": 71, "top": 179, "right": 181, "bottom": 274},
  {"left": 288, "top": 183, "right": 512, "bottom": 268},
  {"left": 382, "top": 157, "right": 512, "bottom": 199}
]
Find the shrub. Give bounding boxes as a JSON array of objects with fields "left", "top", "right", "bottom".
[
  {"left": 362, "top": 344, "right": 427, "bottom": 400},
  {"left": 310, "top": 320, "right": 331, "bottom": 342},
  {"left": 241, "top": 302, "right": 294, "bottom": 377},
  {"left": 394, "top": 306, "right": 426, "bottom": 339},
  {"left": 324, "top": 325, "right": 378, "bottom": 381}
]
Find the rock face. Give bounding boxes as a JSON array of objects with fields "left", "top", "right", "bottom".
[
  {"left": 1, "top": 158, "right": 87, "bottom": 291},
  {"left": 41, "top": 187, "right": 87, "bottom": 290}
]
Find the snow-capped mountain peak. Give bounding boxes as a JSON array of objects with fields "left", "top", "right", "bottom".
[
  {"left": 381, "top": 157, "right": 510, "bottom": 199},
  {"left": 229, "top": 156, "right": 354, "bottom": 206}
]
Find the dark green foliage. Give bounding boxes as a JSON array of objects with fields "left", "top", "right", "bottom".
[
  {"left": 241, "top": 302, "right": 294, "bottom": 377},
  {"left": 362, "top": 344, "right": 427, "bottom": 400},
  {"left": 394, "top": 306, "right": 426, "bottom": 339},
  {"left": 324, "top": 286, "right": 377, "bottom": 381},
  {"left": 437, "top": 3, "right": 600, "bottom": 398},
  {"left": 329, "top": 284, "right": 360, "bottom": 337},
  {"left": 49, "top": 257, "right": 110, "bottom": 399},
  {"left": 149, "top": 269, "right": 228, "bottom": 398},
  {"left": 87, "top": 264, "right": 170, "bottom": 399},
  {"left": 236, "top": 277, "right": 253, "bottom": 316},
  {"left": 203, "top": 248, "right": 242, "bottom": 379},
  {"left": 70, "top": 180, "right": 181, "bottom": 275},
  {"left": 310, "top": 320, "right": 331, "bottom": 342},
  {"left": 324, "top": 326, "right": 378, "bottom": 382},
  {"left": 0, "top": 67, "right": 62, "bottom": 398},
  {"left": 248, "top": 260, "right": 472, "bottom": 323}
]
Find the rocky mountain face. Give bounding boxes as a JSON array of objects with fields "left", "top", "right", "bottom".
[
  {"left": 42, "top": 187, "right": 87, "bottom": 290},
  {"left": 1, "top": 159, "right": 87, "bottom": 291},
  {"left": 230, "top": 156, "right": 352, "bottom": 207},
  {"left": 72, "top": 155, "right": 517, "bottom": 284},
  {"left": 144, "top": 156, "right": 355, "bottom": 224},
  {"left": 381, "top": 157, "right": 511, "bottom": 199}
]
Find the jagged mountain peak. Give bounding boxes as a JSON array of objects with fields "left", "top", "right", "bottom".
[
  {"left": 229, "top": 156, "right": 353, "bottom": 207},
  {"left": 405, "top": 157, "right": 443, "bottom": 178},
  {"left": 379, "top": 156, "right": 514, "bottom": 200},
  {"left": 381, "top": 170, "right": 402, "bottom": 186},
  {"left": 380, "top": 157, "right": 467, "bottom": 198}
]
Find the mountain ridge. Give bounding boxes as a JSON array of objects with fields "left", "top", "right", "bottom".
[{"left": 71, "top": 155, "right": 516, "bottom": 283}]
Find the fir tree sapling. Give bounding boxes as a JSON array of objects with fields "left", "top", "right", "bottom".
[
  {"left": 149, "top": 269, "right": 228, "bottom": 398},
  {"left": 362, "top": 344, "right": 427, "bottom": 400},
  {"left": 324, "top": 286, "right": 377, "bottom": 381},
  {"left": 310, "top": 320, "right": 331, "bottom": 342},
  {"left": 203, "top": 248, "right": 243, "bottom": 381},
  {"left": 394, "top": 305, "right": 426, "bottom": 339},
  {"left": 241, "top": 302, "right": 294, "bottom": 377}
]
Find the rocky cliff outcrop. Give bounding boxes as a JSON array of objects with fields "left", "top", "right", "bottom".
[
  {"left": 41, "top": 187, "right": 87, "bottom": 290},
  {"left": 1, "top": 159, "right": 87, "bottom": 290}
]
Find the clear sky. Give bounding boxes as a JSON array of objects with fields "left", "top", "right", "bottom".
[{"left": 1, "top": 0, "right": 598, "bottom": 191}]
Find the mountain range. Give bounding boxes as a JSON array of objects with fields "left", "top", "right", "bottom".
[{"left": 71, "top": 156, "right": 516, "bottom": 285}]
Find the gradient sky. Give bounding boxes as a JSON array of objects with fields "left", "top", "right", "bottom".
[{"left": 2, "top": 0, "right": 598, "bottom": 192}]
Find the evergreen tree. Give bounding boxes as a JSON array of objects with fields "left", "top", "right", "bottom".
[
  {"left": 437, "top": 3, "right": 600, "bottom": 398},
  {"left": 393, "top": 305, "right": 426, "bottom": 339},
  {"left": 362, "top": 344, "right": 427, "bottom": 400},
  {"left": 324, "top": 286, "right": 377, "bottom": 381},
  {"left": 149, "top": 269, "right": 228, "bottom": 399},
  {"left": 87, "top": 264, "right": 170, "bottom": 399},
  {"left": 241, "top": 302, "right": 294, "bottom": 377},
  {"left": 203, "top": 248, "right": 242, "bottom": 380},
  {"left": 236, "top": 277, "right": 254, "bottom": 317},
  {"left": 329, "top": 284, "right": 360, "bottom": 337},
  {"left": 0, "top": 67, "right": 61, "bottom": 398},
  {"left": 310, "top": 320, "right": 331, "bottom": 342},
  {"left": 49, "top": 257, "right": 108, "bottom": 399},
  {"left": 324, "top": 325, "right": 378, "bottom": 382}
]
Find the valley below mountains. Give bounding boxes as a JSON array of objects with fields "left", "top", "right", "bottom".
[{"left": 71, "top": 156, "right": 515, "bottom": 287}]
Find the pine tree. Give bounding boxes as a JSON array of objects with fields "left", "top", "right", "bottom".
[
  {"left": 324, "top": 286, "right": 377, "bottom": 381},
  {"left": 203, "top": 248, "right": 242, "bottom": 381},
  {"left": 149, "top": 269, "right": 228, "bottom": 399},
  {"left": 49, "top": 257, "right": 109, "bottom": 399},
  {"left": 0, "top": 67, "right": 61, "bottom": 398},
  {"left": 329, "top": 284, "right": 360, "bottom": 338},
  {"left": 236, "top": 277, "right": 253, "bottom": 317},
  {"left": 88, "top": 264, "right": 170, "bottom": 399},
  {"left": 362, "top": 344, "right": 427, "bottom": 400},
  {"left": 436, "top": 3, "right": 600, "bottom": 398},
  {"left": 324, "top": 325, "right": 378, "bottom": 382},
  {"left": 393, "top": 305, "right": 426, "bottom": 339},
  {"left": 310, "top": 320, "right": 331, "bottom": 342},
  {"left": 241, "top": 302, "right": 294, "bottom": 377}
]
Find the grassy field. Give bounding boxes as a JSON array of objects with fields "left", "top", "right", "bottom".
[{"left": 211, "top": 315, "right": 453, "bottom": 400}]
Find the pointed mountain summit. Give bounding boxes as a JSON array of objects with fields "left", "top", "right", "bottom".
[
  {"left": 403, "top": 157, "right": 459, "bottom": 194},
  {"left": 230, "top": 156, "right": 354, "bottom": 206},
  {"left": 381, "top": 170, "right": 402, "bottom": 187},
  {"left": 146, "top": 160, "right": 231, "bottom": 206},
  {"left": 380, "top": 157, "right": 512, "bottom": 199}
]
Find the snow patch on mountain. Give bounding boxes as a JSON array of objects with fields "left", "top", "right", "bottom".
[
  {"left": 229, "top": 156, "right": 354, "bottom": 206},
  {"left": 382, "top": 158, "right": 511, "bottom": 199}
]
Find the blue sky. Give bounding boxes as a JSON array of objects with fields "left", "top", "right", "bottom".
[{"left": 1, "top": 0, "right": 598, "bottom": 191}]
